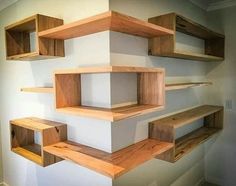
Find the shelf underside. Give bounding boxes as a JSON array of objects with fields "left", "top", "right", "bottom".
[
  {"left": 165, "top": 82, "right": 212, "bottom": 91},
  {"left": 38, "top": 11, "right": 174, "bottom": 40},
  {"left": 57, "top": 104, "right": 164, "bottom": 121},
  {"left": 12, "top": 144, "right": 42, "bottom": 165},
  {"left": 44, "top": 139, "right": 173, "bottom": 178},
  {"left": 175, "top": 127, "right": 220, "bottom": 161},
  {"left": 150, "top": 105, "right": 223, "bottom": 129}
]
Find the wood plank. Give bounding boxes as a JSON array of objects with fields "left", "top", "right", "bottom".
[
  {"left": 21, "top": 87, "right": 54, "bottom": 93},
  {"left": 56, "top": 104, "right": 164, "bottom": 121},
  {"left": 38, "top": 11, "right": 174, "bottom": 40},
  {"left": 175, "top": 127, "right": 220, "bottom": 161},
  {"left": 150, "top": 105, "right": 223, "bottom": 129},
  {"left": 165, "top": 82, "right": 212, "bottom": 91},
  {"left": 10, "top": 117, "right": 66, "bottom": 131},
  {"left": 44, "top": 139, "right": 173, "bottom": 179}
]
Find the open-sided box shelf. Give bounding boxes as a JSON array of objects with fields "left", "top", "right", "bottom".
[
  {"left": 54, "top": 66, "right": 165, "bottom": 121},
  {"left": 148, "top": 13, "right": 225, "bottom": 62},
  {"left": 10, "top": 117, "right": 67, "bottom": 166},
  {"left": 149, "top": 105, "right": 224, "bottom": 162},
  {"left": 5, "top": 14, "right": 64, "bottom": 61}
]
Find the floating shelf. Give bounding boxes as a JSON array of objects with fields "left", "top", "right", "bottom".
[
  {"left": 55, "top": 66, "right": 165, "bottom": 121},
  {"left": 21, "top": 87, "right": 54, "bottom": 93},
  {"left": 5, "top": 14, "right": 65, "bottom": 61},
  {"left": 44, "top": 139, "right": 173, "bottom": 179},
  {"left": 148, "top": 13, "right": 225, "bottom": 62},
  {"left": 165, "top": 82, "right": 212, "bottom": 91},
  {"left": 38, "top": 11, "right": 174, "bottom": 40},
  {"left": 149, "top": 105, "right": 224, "bottom": 162},
  {"left": 10, "top": 117, "right": 67, "bottom": 166}
]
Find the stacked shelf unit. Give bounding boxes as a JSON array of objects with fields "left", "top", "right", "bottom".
[
  {"left": 149, "top": 105, "right": 224, "bottom": 162},
  {"left": 148, "top": 13, "right": 225, "bottom": 62}
]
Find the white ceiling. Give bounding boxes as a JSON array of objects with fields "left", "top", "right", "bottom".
[
  {"left": 0, "top": 0, "right": 18, "bottom": 12},
  {"left": 190, "top": 0, "right": 236, "bottom": 11}
]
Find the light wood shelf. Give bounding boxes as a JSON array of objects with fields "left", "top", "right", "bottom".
[
  {"left": 10, "top": 117, "right": 67, "bottom": 166},
  {"left": 38, "top": 11, "right": 174, "bottom": 40},
  {"left": 148, "top": 13, "right": 225, "bottom": 62},
  {"left": 21, "top": 87, "right": 54, "bottom": 93},
  {"left": 5, "top": 14, "right": 64, "bottom": 61},
  {"left": 44, "top": 139, "right": 173, "bottom": 179},
  {"left": 165, "top": 82, "right": 212, "bottom": 91},
  {"left": 55, "top": 66, "right": 165, "bottom": 121},
  {"left": 149, "top": 105, "right": 224, "bottom": 162}
]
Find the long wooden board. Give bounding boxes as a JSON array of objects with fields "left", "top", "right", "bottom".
[
  {"left": 44, "top": 139, "right": 173, "bottom": 178},
  {"left": 165, "top": 82, "right": 212, "bottom": 91},
  {"left": 21, "top": 87, "right": 54, "bottom": 93}
]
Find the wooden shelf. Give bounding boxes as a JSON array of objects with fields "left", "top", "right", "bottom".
[
  {"left": 57, "top": 104, "right": 164, "bottom": 121},
  {"left": 165, "top": 82, "right": 212, "bottom": 91},
  {"left": 55, "top": 66, "right": 165, "bottom": 121},
  {"left": 38, "top": 11, "right": 174, "bottom": 40},
  {"left": 149, "top": 105, "right": 224, "bottom": 162},
  {"left": 175, "top": 127, "right": 219, "bottom": 161},
  {"left": 21, "top": 87, "right": 54, "bottom": 93},
  {"left": 10, "top": 117, "right": 67, "bottom": 166},
  {"left": 148, "top": 13, "right": 225, "bottom": 62},
  {"left": 44, "top": 139, "right": 173, "bottom": 179},
  {"left": 5, "top": 14, "right": 64, "bottom": 61}
]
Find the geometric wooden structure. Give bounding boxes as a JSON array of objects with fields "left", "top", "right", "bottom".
[
  {"left": 10, "top": 117, "right": 67, "bottom": 166},
  {"left": 149, "top": 105, "right": 224, "bottom": 162},
  {"left": 38, "top": 11, "right": 174, "bottom": 40},
  {"left": 148, "top": 13, "right": 225, "bottom": 62},
  {"left": 5, "top": 14, "right": 64, "bottom": 61},
  {"left": 54, "top": 66, "right": 165, "bottom": 121},
  {"left": 44, "top": 139, "right": 173, "bottom": 179}
]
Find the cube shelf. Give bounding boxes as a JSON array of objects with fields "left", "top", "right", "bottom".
[
  {"left": 54, "top": 66, "right": 165, "bottom": 121},
  {"left": 148, "top": 13, "right": 225, "bottom": 62},
  {"left": 10, "top": 117, "right": 67, "bottom": 166},
  {"left": 149, "top": 105, "right": 224, "bottom": 162},
  {"left": 5, "top": 14, "right": 65, "bottom": 61}
]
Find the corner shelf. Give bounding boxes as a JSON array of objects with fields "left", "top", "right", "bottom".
[
  {"left": 38, "top": 11, "right": 174, "bottom": 40},
  {"left": 44, "top": 139, "right": 173, "bottom": 179},
  {"left": 165, "top": 82, "right": 212, "bottom": 91},
  {"left": 10, "top": 117, "right": 67, "bottom": 166},
  {"left": 54, "top": 66, "right": 165, "bottom": 121},
  {"left": 148, "top": 13, "right": 225, "bottom": 62},
  {"left": 5, "top": 14, "right": 65, "bottom": 61},
  {"left": 149, "top": 105, "right": 224, "bottom": 162}
]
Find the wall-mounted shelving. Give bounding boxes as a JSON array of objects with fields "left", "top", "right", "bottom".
[
  {"left": 10, "top": 117, "right": 67, "bottom": 166},
  {"left": 21, "top": 87, "right": 54, "bottom": 93},
  {"left": 44, "top": 139, "right": 173, "bottom": 179},
  {"left": 148, "top": 13, "right": 225, "bottom": 62},
  {"left": 38, "top": 11, "right": 174, "bottom": 40},
  {"left": 54, "top": 66, "right": 165, "bottom": 121},
  {"left": 149, "top": 105, "right": 223, "bottom": 162},
  {"left": 5, "top": 14, "right": 65, "bottom": 61},
  {"left": 165, "top": 82, "right": 212, "bottom": 91}
]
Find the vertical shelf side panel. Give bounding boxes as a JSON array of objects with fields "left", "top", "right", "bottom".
[
  {"left": 55, "top": 74, "right": 81, "bottom": 108},
  {"left": 205, "top": 37, "right": 225, "bottom": 58},
  {"left": 204, "top": 109, "right": 224, "bottom": 129},
  {"left": 37, "top": 15, "right": 65, "bottom": 57}
]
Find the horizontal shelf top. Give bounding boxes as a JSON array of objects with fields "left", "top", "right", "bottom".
[
  {"left": 150, "top": 105, "right": 223, "bottom": 129},
  {"left": 165, "top": 82, "right": 212, "bottom": 91},
  {"left": 55, "top": 66, "right": 164, "bottom": 74},
  {"left": 38, "top": 11, "right": 174, "bottom": 40},
  {"left": 44, "top": 139, "right": 173, "bottom": 178},
  {"left": 21, "top": 87, "right": 54, "bottom": 93},
  {"left": 57, "top": 104, "right": 164, "bottom": 121},
  {"left": 175, "top": 127, "right": 220, "bottom": 161},
  {"left": 10, "top": 117, "right": 66, "bottom": 131}
]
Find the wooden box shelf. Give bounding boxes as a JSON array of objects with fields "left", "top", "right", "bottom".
[
  {"left": 38, "top": 11, "right": 174, "bottom": 40},
  {"left": 10, "top": 117, "right": 67, "bottom": 166},
  {"left": 149, "top": 105, "right": 224, "bottom": 162},
  {"left": 43, "top": 139, "right": 173, "bottom": 179},
  {"left": 54, "top": 66, "right": 165, "bottom": 121},
  {"left": 148, "top": 13, "right": 225, "bottom": 62},
  {"left": 5, "top": 14, "right": 65, "bottom": 61}
]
